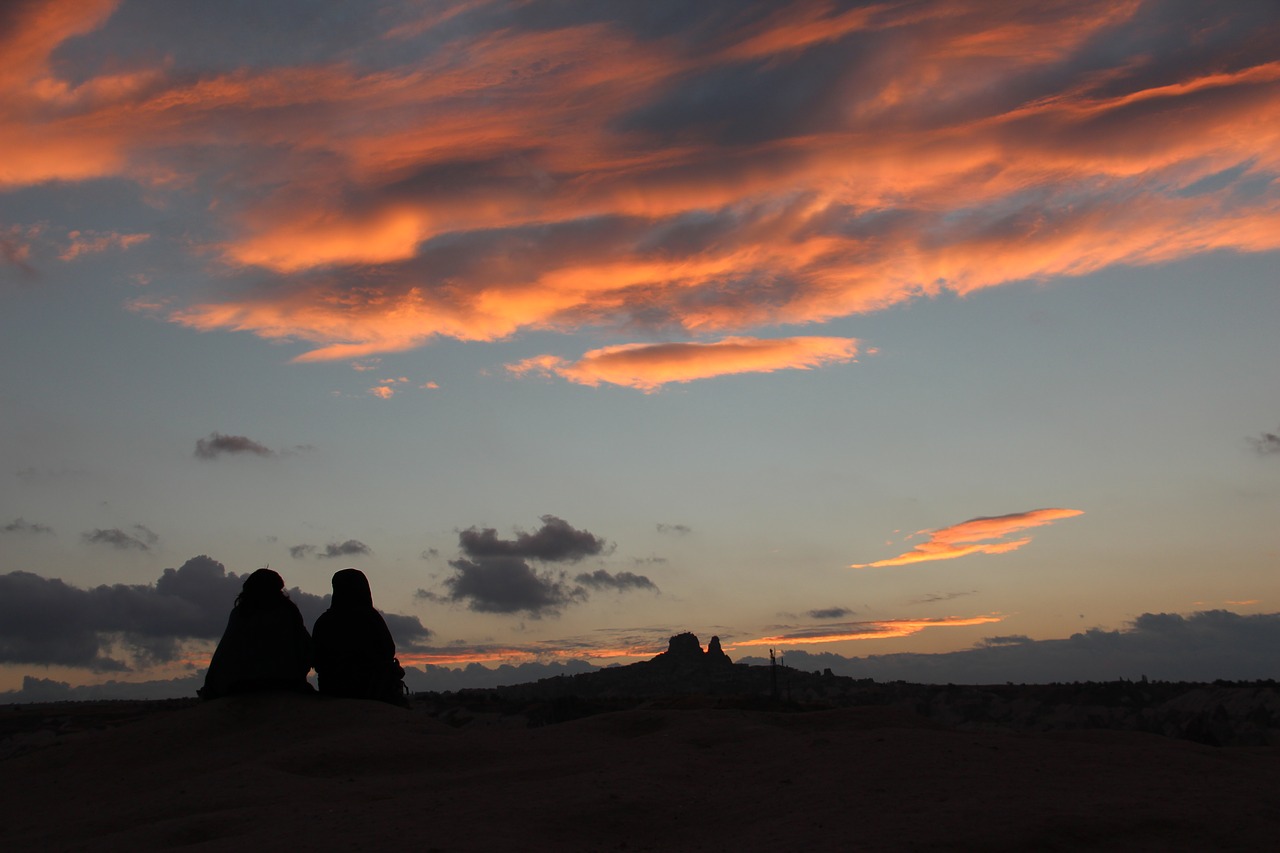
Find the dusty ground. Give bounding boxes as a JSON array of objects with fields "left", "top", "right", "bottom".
[{"left": 2, "top": 693, "right": 1277, "bottom": 851}]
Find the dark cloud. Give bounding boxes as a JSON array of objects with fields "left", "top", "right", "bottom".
[
  {"left": 742, "top": 611, "right": 1280, "bottom": 684},
  {"left": 289, "top": 540, "right": 372, "bottom": 559},
  {"left": 0, "top": 559, "right": 230, "bottom": 670},
  {"left": 807, "top": 607, "right": 852, "bottom": 620},
  {"left": 656, "top": 523, "right": 691, "bottom": 535},
  {"left": 1248, "top": 427, "right": 1280, "bottom": 455},
  {"left": 3, "top": 517, "right": 53, "bottom": 535},
  {"left": 421, "top": 516, "right": 617, "bottom": 616},
  {"left": 573, "top": 569, "right": 658, "bottom": 592},
  {"left": 459, "top": 515, "right": 608, "bottom": 562},
  {"left": 910, "top": 591, "right": 979, "bottom": 605},
  {"left": 81, "top": 524, "right": 158, "bottom": 551},
  {"left": 194, "top": 432, "right": 274, "bottom": 460},
  {"left": 0, "top": 555, "right": 431, "bottom": 671},
  {"left": 319, "top": 539, "right": 372, "bottom": 559},
  {"left": 424, "top": 557, "right": 587, "bottom": 618},
  {"left": 420, "top": 548, "right": 440, "bottom": 559}
]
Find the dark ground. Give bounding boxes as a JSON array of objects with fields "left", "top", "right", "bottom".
[{"left": 2, "top": 677, "right": 1277, "bottom": 851}]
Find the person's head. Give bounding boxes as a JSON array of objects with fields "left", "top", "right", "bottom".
[
  {"left": 236, "top": 568, "right": 287, "bottom": 609},
  {"left": 330, "top": 567, "right": 374, "bottom": 609}
]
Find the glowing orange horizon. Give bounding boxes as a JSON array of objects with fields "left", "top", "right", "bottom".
[{"left": 398, "top": 644, "right": 664, "bottom": 669}]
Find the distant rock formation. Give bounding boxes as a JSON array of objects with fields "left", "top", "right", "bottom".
[
  {"left": 652, "top": 632, "right": 734, "bottom": 669},
  {"left": 662, "top": 632, "right": 704, "bottom": 659}
]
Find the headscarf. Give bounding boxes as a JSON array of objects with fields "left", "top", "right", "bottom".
[
  {"left": 329, "top": 567, "right": 374, "bottom": 610},
  {"left": 235, "top": 568, "right": 288, "bottom": 611}
]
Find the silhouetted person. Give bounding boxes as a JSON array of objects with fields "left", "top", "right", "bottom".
[
  {"left": 312, "top": 568, "right": 407, "bottom": 705},
  {"left": 200, "top": 568, "right": 313, "bottom": 700}
]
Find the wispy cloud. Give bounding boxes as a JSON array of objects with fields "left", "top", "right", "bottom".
[
  {"left": 58, "top": 230, "right": 149, "bottom": 261},
  {"left": 730, "top": 615, "right": 1004, "bottom": 647},
  {"left": 289, "top": 539, "right": 372, "bottom": 560},
  {"left": 574, "top": 569, "right": 658, "bottom": 593},
  {"left": 507, "top": 337, "right": 861, "bottom": 391},
  {"left": 851, "top": 509, "right": 1084, "bottom": 568},
  {"left": 910, "top": 590, "right": 979, "bottom": 605},
  {"left": 1, "top": 224, "right": 41, "bottom": 278},
  {"left": 4, "top": 2, "right": 1276, "bottom": 378},
  {"left": 81, "top": 524, "right": 158, "bottom": 551},
  {"left": 1249, "top": 426, "right": 1280, "bottom": 456},
  {"left": 3, "top": 517, "right": 54, "bottom": 535}
]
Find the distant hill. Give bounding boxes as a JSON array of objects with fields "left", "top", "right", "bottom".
[{"left": 414, "top": 632, "right": 1280, "bottom": 746}]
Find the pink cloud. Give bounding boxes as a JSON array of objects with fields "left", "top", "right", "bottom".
[
  {"left": 507, "top": 336, "right": 861, "bottom": 391},
  {"left": 851, "top": 508, "right": 1085, "bottom": 568},
  {"left": 2, "top": 2, "right": 1277, "bottom": 370},
  {"left": 59, "top": 230, "right": 150, "bottom": 261},
  {"left": 730, "top": 615, "right": 1005, "bottom": 647}
]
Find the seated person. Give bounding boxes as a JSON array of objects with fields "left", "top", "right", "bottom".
[
  {"left": 200, "top": 568, "right": 313, "bottom": 700},
  {"left": 312, "top": 568, "right": 406, "bottom": 705}
]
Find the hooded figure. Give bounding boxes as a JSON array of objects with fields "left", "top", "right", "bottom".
[
  {"left": 311, "top": 568, "right": 405, "bottom": 704},
  {"left": 200, "top": 568, "right": 312, "bottom": 700}
]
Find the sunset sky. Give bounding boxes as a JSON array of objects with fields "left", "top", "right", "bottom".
[{"left": 2, "top": 0, "right": 1278, "bottom": 697}]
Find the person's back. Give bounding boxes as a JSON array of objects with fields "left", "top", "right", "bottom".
[
  {"left": 200, "top": 568, "right": 313, "bottom": 700},
  {"left": 312, "top": 568, "right": 405, "bottom": 704}
]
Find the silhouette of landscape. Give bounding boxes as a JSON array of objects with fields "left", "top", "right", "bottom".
[{"left": 3, "top": 633, "right": 1277, "bottom": 850}]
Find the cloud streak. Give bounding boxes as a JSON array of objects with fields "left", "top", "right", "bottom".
[
  {"left": 731, "top": 615, "right": 1004, "bottom": 647},
  {"left": 3, "top": 517, "right": 54, "bottom": 535},
  {"left": 291, "top": 540, "right": 373, "bottom": 559},
  {"left": 81, "top": 524, "right": 159, "bottom": 551},
  {"left": 851, "top": 508, "right": 1084, "bottom": 568},
  {"left": 507, "top": 337, "right": 860, "bottom": 391},
  {"left": 2, "top": 2, "right": 1275, "bottom": 381}
]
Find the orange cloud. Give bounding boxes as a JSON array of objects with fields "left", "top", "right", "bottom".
[
  {"left": 4, "top": 2, "right": 1278, "bottom": 369},
  {"left": 851, "top": 508, "right": 1084, "bottom": 568},
  {"left": 730, "top": 615, "right": 1005, "bottom": 647},
  {"left": 58, "top": 230, "right": 150, "bottom": 261},
  {"left": 506, "top": 336, "right": 861, "bottom": 391}
]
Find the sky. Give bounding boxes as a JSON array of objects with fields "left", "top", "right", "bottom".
[{"left": 2, "top": 0, "right": 1279, "bottom": 699}]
